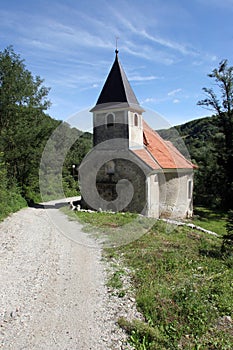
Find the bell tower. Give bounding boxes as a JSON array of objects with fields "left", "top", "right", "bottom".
[{"left": 90, "top": 50, "right": 144, "bottom": 150}]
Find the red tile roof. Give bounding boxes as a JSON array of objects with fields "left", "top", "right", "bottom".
[
  {"left": 132, "top": 148, "right": 161, "bottom": 170},
  {"left": 133, "top": 120, "right": 196, "bottom": 170}
]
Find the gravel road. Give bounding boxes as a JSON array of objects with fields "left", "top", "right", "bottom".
[{"left": 0, "top": 200, "right": 135, "bottom": 350}]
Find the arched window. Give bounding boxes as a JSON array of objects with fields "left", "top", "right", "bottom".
[
  {"left": 134, "top": 113, "right": 139, "bottom": 127},
  {"left": 106, "top": 113, "right": 114, "bottom": 128}
]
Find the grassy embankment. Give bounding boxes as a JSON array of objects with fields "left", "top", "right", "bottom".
[
  {"left": 0, "top": 189, "right": 27, "bottom": 222},
  {"left": 69, "top": 208, "right": 233, "bottom": 349}
]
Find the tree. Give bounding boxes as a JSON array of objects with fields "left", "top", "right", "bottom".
[
  {"left": 198, "top": 60, "right": 233, "bottom": 209},
  {"left": 0, "top": 46, "right": 90, "bottom": 204},
  {"left": 0, "top": 46, "right": 51, "bottom": 129},
  {"left": 0, "top": 46, "right": 53, "bottom": 202}
]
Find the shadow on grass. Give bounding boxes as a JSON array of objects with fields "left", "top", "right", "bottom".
[
  {"left": 199, "top": 247, "right": 222, "bottom": 259},
  {"left": 194, "top": 207, "right": 226, "bottom": 221}
]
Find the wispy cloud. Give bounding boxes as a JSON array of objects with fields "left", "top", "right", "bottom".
[
  {"left": 129, "top": 75, "right": 159, "bottom": 82},
  {"left": 122, "top": 42, "right": 176, "bottom": 65},
  {"left": 142, "top": 89, "right": 183, "bottom": 106},
  {"left": 108, "top": 6, "right": 199, "bottom": 57},
  {"left": 168, "top": 88, "right": 182, "bottom": 96},
  {"left": 140, "top": 30, "right": 198, "bottom": 56},
  {"left": 1, "top": 0, "right": 230, "bottom": 125},
  {"left": 142, "top": 97, "right": 158, "bottom": 104}
]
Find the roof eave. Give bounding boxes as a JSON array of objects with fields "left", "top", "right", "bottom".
[
  {"left": 90, "top": 102, "right": 145, "bottom": 113},
  {"left": 162, "top": 167, "right": 194, "bottom": 173}
]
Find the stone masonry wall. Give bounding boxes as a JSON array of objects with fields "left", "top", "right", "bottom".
[{"left": 96, "top": 158, "right": 146, "bottom": 213}]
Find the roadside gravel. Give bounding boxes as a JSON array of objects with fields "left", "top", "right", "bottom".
[{"left": 0, "top": 200, "right": 137, "bottom": 349}]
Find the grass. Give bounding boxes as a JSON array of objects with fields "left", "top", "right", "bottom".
[
  {"left": 67, "top": 209, "right": 155, "bottom": 247},
  {"left": 192, "top": 207, "right": 227, "bottom": 236},
  {"left": 105, "top": 221, "right": 233, "bottom": 349},
  {"left": 74, "top": 210, "right": 137, "bottom": 228},
  {"left": 65, "top": 207, "right": 233, "bottom": 349},
  {"left": 106, "top": 268, "right": 127, "bottom": 298}
]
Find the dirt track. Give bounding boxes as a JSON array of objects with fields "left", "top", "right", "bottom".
[{"left": 0, "top": 200, "right": 132, "bottom": 349}]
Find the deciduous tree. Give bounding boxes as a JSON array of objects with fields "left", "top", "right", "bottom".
[
  {"left": 0, "top": 46, "right": 51, "bottom": 129},
  {"left": 198, "top": 60, "right": 233, "bottom": 209},
  {"left": 0, "top": 46, "right": 54, "bottom": 201}
]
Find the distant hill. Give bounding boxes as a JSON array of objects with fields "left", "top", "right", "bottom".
[{"left": 158, "top": 115, "right": 219, "bottom": 161}]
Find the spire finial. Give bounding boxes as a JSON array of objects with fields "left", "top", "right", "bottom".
[{"left": 115, "top": 36, "right": 119, "bottom": 55}]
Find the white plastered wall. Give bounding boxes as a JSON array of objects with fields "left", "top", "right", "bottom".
[
  {"left": 128, "top": 111, "right": 143, "bottom": 149},
  {"left": 146, "top": 173, "right": 160, "bottom": 218}
]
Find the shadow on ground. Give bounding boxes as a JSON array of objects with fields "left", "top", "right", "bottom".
[{"left": 28, "top": 202, "right": 69, "bottom": 209}]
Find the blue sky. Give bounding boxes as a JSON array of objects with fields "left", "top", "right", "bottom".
[{"left": 1, "top": 0, "right": 233, "bottom": 130}]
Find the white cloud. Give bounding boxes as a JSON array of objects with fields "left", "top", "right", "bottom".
[
  {"left": 143, "top": 97, "right": 158, "bottom": 103},
  {"left": 122, "top": 43, "right": 175, "bottom": 65},
  {"left": 140, "top": 30, "right": 198, "bottom": 56},
  {"left": 173, "top": 99, "right": 180, "bottom": 104},
  {"left": 129, "top": 75, "right": 159, "bottom": 82},
  {"left": 168, "top": 88, "right": 182, "bottom": 96}
]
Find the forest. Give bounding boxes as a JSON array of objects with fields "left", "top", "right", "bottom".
[{"left": 0, "top": 46, "right": 233, "bottom": 220}]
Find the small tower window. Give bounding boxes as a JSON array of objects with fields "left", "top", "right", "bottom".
[
  {"left": 106, "top": 113, "right": 115, "bottom": 128},
  {"left": 134, "top": 113, "right": 139, "bottom": 127}
]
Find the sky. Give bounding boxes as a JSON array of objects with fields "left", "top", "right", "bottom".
[{"left": 1, "top": 0, "right": 233, "bottom": 131}]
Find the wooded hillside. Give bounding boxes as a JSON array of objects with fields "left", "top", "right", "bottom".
[
  {"left": 0, "top": 46, "right": 92, "bottom": 220},
  {"left": 158, "top": 114, "right": 227, "bottom": 208}
]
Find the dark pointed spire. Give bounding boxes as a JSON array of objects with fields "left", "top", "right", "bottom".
[{"left": 91, "top": 51, "right": 144, "bottom": 112}]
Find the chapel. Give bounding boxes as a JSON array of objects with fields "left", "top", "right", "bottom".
[{"left": 79, "top": 50, "right": 196, "bottom": 218}]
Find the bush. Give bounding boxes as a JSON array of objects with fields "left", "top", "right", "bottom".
[{"left": 0, "top": 154, "right": 27, "bottom": 221}]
